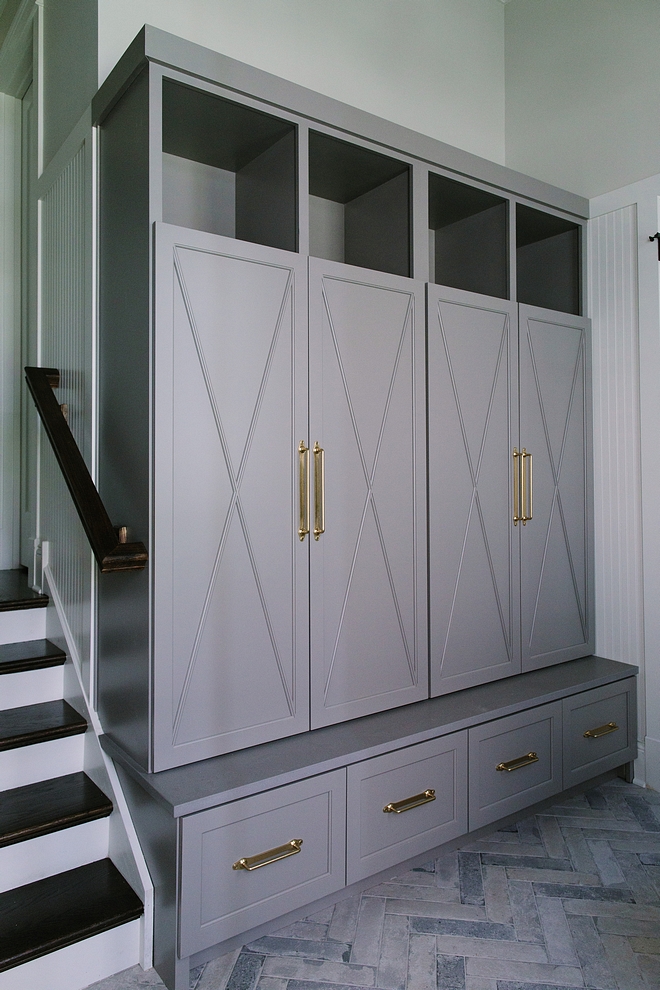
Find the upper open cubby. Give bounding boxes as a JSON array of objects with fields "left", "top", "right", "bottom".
[
  {"left": 161, "top": 79, "right": 297, "bottom": 252},
  {"left": 308, "top": 131, "right": 410, "bottom": 277},
  {"left": 516, "top": 205, "right": 581, "bottom": 315},
  {"left": 429, "top": 173, "right": 508, "bottom": 299}
]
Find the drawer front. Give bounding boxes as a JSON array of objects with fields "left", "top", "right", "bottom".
[
  {"left": 180, "top": 770, "right": 346, "bottom": 956},
  {"left": 563, "top": 678, "right": 637, "bottom": 787},
  {"left": 469, "top": 701, "right": 562, "bottom": 830},
  {"left": 347, "top": 732, "right": 468, "bottom": 883}
]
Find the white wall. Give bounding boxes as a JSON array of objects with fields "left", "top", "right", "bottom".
[
  {"left": 97, "top": 0, "right": 506, "bottom": 165},
  {"left": 0, "top": 92, "right": 21, "bottom": 568},
  {"left": 505, "top": 0, "right": 660, "bottom": 199},
  {"left": 589, "top": 175, "right": 660, "bottom": 789}
]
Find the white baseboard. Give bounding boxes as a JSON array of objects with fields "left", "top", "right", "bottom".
[
  {"left": 0, "top": 818, "right": 109, "bottom": 892},
  {"left": 0, "top": 918, "right": 141, "bottom": 990},
  {"left": 644, "top": 735, "right": 660, "bottom": 791},
  {"left": 633, "top": 740, "right": 646, "bottom": 787}
]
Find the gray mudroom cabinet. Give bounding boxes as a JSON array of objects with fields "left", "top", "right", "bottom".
[{"left": 91, "top": 26, "right": 634, "bottom": 990}]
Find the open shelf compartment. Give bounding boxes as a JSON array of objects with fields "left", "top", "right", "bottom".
[
  {"left": 429, "top": 172, "right": 508, "bottom": 299},
  {"left": 162, "top": 79, "right": 297, "bottom": 252},
  {"left": 309, "top": 131, "right": 410, "bottom": 277},
  {"left": 516, "top": 204, "right": 581, "bottom": 315}
]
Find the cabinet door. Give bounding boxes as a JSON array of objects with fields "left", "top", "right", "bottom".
[
  {"left": 309, "top": 258, "right": 427, "bottom": 727},
  {"left": 152, "top": 224, "right": 309, "bottom": 770},
  {"left": 519, "top": 305, "right": 593, "bottom": 671},
  {"left": 428, "top": 285, "right": 519, "bottom": 695}
]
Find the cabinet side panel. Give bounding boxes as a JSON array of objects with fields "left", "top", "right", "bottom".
[
  {"left": 428, "top": 287, "right": 520, "bottom": 695},
  {"left": 235, "top": 129, "right": 297, "bottom": 253},
  {"left": 97, "top": 68, "right": 152, "bottom": 768},
  {"left": 344, "top": 170, "right": 410, "bottom": 278}
]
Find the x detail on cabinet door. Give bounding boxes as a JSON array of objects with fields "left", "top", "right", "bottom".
[{"left": 309, "top": 258, "right": 427, "bottom": 728}]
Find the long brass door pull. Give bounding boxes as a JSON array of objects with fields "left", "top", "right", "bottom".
[
  {"left": 298, "top": 441, "right": 309, "bottom": 541},
  {"left": 496, "top": 752, "right": 538, "bottom": 772},
  {"left": 313, "top": 441, "right": 325, "bottom": 540},
  {"left": 584, "top": 721, "right": 619, "bottom": 739},
  {"left": 232, "top": 838, "right": 303, "bottom": 871},
  {"left": 383, "top": 789, "right": 436, "bottom": 814},
  {"left": 513, "top": 448, "right": 533, "bottom": 525}
]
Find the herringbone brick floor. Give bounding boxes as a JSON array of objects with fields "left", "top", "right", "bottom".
[{"left": 88, "top": 778, "right": 660, "bottom": 990}]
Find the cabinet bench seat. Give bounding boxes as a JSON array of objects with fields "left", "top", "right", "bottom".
[{"left": 103, "top": 655, "right": 636, "bottom": 990}]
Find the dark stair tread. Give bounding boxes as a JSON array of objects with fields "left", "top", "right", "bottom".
[
  {"left": 0, "top": 859, "right": 143, "bottom": 972},
  {"left": 0, "top": 700, "right": 87, "bottom": 752},
  {"left": 0, "top": 639, "right": 66, "bottom": 675},
  {"left": 0, "top": 772, "right": 113, "bottom": 847},
  {"left": 0, "top": 570, "right": 48, "bottom": 612}
]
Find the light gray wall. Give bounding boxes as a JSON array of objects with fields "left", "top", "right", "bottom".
[
  {"left": 42, "top": 0, "right": 97, "bottom": 169},
  {"left": 505, "top": 0, "right": 660, "bottom": 198},
  {"left": 97, "top": 0, "right": 506, "bottom": 165}
]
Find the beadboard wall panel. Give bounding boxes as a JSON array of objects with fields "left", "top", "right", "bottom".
[
  {"left": 38, "top": 133, "right": 94, "bottom": 696},
  {"left": 588, "top": 205, "right": 645, "bottom": 738}
]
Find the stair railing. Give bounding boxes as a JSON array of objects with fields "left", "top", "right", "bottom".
[{"left": 25, "top": 367, "right": 148, "bottom": 573}]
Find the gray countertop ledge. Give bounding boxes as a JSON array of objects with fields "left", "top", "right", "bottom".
[{"left": 101, "top": 655, "right": 636, "bottom": 818}]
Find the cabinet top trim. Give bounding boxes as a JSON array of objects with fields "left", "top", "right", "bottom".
[
  {"left": 92, "top": 24, "right": 588, "bottom": 220},
  {"left": 102, "top": 656, "right": 635, "bottom": 819}
]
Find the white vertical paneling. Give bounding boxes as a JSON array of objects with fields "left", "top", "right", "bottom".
[
  {"left": 39, "top": 136, "right": 94, "bottom": 697},
  {"left": 0, "top": 93, "right": 22, "bottom": 569},
  {"left": 588, "top": 206, "right": 645, "bottom": 738}
]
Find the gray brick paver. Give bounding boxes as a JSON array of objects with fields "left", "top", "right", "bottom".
[
  {"left": 350, "top": 896, "right": 387, "bottom": 967},
  {"left": 599, "top": 932, "right": 647, "bottom": 990},
  {"left": 536, "top": 896, "right": 579, "bottom": 966},
  {"left": 507, "top": 880, "right": 544, "bottom": 944}
]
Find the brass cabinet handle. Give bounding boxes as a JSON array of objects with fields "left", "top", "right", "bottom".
[
  {"left": 584, "top": 721, "right": 619, "bottom": 739},
  {"left": 383, "top": 788, "right": 436, "bottom": 814},
  {"left": 313, "top": 441, "right": 325, "bottom": 540},
  {"left": 521, "top": 449, "right": 532, "bottom": 525},
  {"left": 513, "top": 448, "right": 533, "bottom": 525},
  {"left": 232, "top": 838, "right": 303, "bottom": 871},
  {"left": 496, "top": 751, "right": 538, "bottom": 772},
  {"left": 298, "top": 441, "right": 309, "bottom": 541},
  {"left": 513, "top": 448, "right": 521, "bottom": 526}
]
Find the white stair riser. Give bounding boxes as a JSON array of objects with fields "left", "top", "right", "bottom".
[
  {"left": 0, "top": 609, "right": 46, "bottom": 646},
  {"left": 0, "top": 817, "right": 109, "bottom": 893},
  {"left": 0, "top": 734, "right": 84, "bottom": 790},
  {"left": 0, "top": 918, "right": 141, "bottom": 990},
  {"left": 0, "top": 666, "right": 64, "bottom": 710}
]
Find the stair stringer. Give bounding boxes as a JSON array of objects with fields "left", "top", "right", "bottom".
[{"left": 42, "top": 554, "right": 154, "bottom": 971}]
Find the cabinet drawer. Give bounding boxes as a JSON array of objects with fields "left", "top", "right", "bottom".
[
  {"left": 469, "top": 702, "right": 562, "bottom": 830},
  {"left": 179, "top": 770, "right": 346, "bottom": 956},
  {"left": 346, "top": 732, "right": 467, "bottom": 883},
  {"left": 563, "top": 678, "right": 637, "bottom": 787}
]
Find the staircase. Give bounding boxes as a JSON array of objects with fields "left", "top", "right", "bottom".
[{"left": 0, "top": 569, "right": 143, "bottom": 990}]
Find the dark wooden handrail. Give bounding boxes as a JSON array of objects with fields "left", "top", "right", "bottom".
[{"left": 25, "top": 367, "right": 148, "bottom": 573}]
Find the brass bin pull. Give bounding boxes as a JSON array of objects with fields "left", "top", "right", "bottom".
[
  {"left": 513, "top": 448, "right": 521, "bottom": 526},
  {"left": 584, "top": 721, "right": 619, "bottom": 739},
  {"left": 383, "top": 789, "right": 436, "bottom": 814},
  {"left": 298, "top": 441, "right": 309, "bottom": 541},
  {"left": 313, "top": 441, "right": 325, "bottom": 540},
  {"left": 496, "top": 752, "right": 539, "bottom": 772},
  {"left": 232, "top": 838, "right": 303, "bottom": 872}
]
